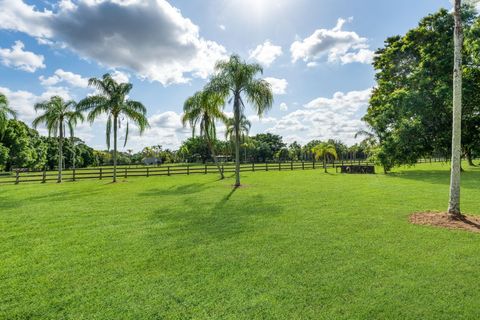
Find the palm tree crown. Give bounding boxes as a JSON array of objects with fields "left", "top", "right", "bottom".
[
  {"left": 312, "top": 143, "right": 338, "bottom": 173},
  {"left": 78, "top": 73, "right": 149, "bottom": 182},
  {"left": 0, "top": 93, "right": 17, "bottom": 135},
  {"left": 32, "top": 96, "right": 84, "bottom": 182},
  {"left": 182, "top": 90, "right": 227, "bottom": 178},
  {"left": 207, "top": 54, "right": 273, "bottom": 186}
]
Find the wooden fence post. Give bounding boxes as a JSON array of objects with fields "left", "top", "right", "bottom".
[
  {"left": 147, "top": 167, "right": 150, "bottom": 177},
  {"left": 252, "top": 162, "right": 255, "bottom": 172},
  {"left": 42, "top": 168, "right": 47, "bottom": 183},
  {"left": 124, "top": 168, "right": 127, "bottom": 179},
  {"left": 313, "top": 159, "right": 316, "bottom": 169},
  {"left": 302, "top": 161, "right": 305, "bottom": 170},
  {"left": 291, "top": 161, "right": 293, "bottom": 170},
  {"left": 266, "top": 162, "right": 268, "bottom": 171},
  {"left": 73, "top": 168, "right": 76, "bottom": 182},
  {"left": 15, "top": 170, "right": 19, "bottom": 184},
  {"left": 167, "top": 166, "right": 170, "bottom": 176},
  {"left": 205, "top": 164, "right": 207, "bottom": 174},
  {"left": 187, "top": 165, "right": 190, "bottom": 175},
  {"left": 278, "top": 161, "right": 281, "bottom": 171},
  {"left": 99, "top": 168, "right": 103, "bottom": 180}
]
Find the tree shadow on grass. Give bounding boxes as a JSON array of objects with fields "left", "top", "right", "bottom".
[
  {"left": 138, "top": 182, "right": 212, "bottom": 197},
  {"left": 145, "top": 186, "right": 284, "bottom": 244},
  {"left": 386, "top": 169, "right": 480, "bottom": 190}
]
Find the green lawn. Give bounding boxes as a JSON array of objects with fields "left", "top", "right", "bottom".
[{"left": 1, "top": 163, "right": 480, "bottom": 319}]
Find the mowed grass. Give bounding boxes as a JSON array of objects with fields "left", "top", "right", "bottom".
[{"left": 1, "top": 163, "right": 480, "bottom": 319}]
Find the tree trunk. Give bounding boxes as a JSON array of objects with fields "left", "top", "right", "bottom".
[
  {"left": 466, "top": 149, "right": 475, "bottom": 166},
  {"left": 58, "top": 124, "right": 63, "bottom": 183},
  {"left": 448, "top": 0, "right": 463, "bottom": 219},
  {"left": 324, "top": 154, "right": 327, "bottom": 173},
  {"left": 72, "top": 138, "right": 76, "bottom": 171},
  {"left": 113, "top": 116, "right": 118, "bottom": 183},
  {"left": 207, "top": 137, "right": 224, "bottom": 179},
  {"left": 234, "top": 94, "right": 241, "bottom": 187}
]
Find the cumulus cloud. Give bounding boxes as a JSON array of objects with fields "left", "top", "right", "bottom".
[
  {"left": 290, "top": 18, "right": 374, "bottom": 65},
  {"left": 249, "top": 40, "right": 283, "bottom": 67},
  {"left": 0, "top": 41, "right": 45, "bottom": 72},
  {"left": 265, "top": 88, "right": 372, "bottom": 145},
  {"left": 128, "top": 111, "right": 190, "bottom": 150},
  {"left": 39, "top": 69, "right": 89, "bottom": 88},
  {"left": 110, "top": 70, "right": 130, "bottom": 84},
  {"left": 264, "top": 77, "right": 288, "bottom": 95},
  {"left": 0, "top": 0, "right": 227, "bottom": 85},
  {"left": 0, "top": 86, "right": 72, "bottom": 124},
  {"left": 280, "top": 102, "right": 288, "bottom": 111}
]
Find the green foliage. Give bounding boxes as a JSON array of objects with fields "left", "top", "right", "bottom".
[
  {"left": 365, "top": 7, "right": 480, "bottom": 171},
  {"left": 0, "top": 92, "right": 17, "bottom": 136}
]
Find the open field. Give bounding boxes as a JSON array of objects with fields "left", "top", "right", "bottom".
[{"left": 1, "top": 163, "right": 480, "bottom": 319}]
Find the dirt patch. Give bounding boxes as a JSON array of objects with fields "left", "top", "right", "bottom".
[{"left": 410, "top": 211, "right": 480, "bottom": 233}]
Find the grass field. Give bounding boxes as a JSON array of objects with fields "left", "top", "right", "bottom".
[{"left": 1, "top": 162, "right": 480, "bottom": 319}]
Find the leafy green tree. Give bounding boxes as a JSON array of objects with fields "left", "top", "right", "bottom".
[
  {"left": 208, "top": 54, "right": 273, "bottom": 186},
  {"left": 78, "top": 74, "right": 149, "bottom": 182},
  {"left": 33, "top": 96, "right": 84, "bottom": 182},
  {"left": 0, "top": 143, "right": 9, "bottom": 170},
  {"left": 182, "top": 90, "right": 227, "bottom": 179},
  {"left": 312, "top": 143, "right": 338, "bottom": 173},
  {"left": 0, "top": 93, "right": 17, "bottom": 136},
  {"left": 1, "top": 119, "right": 47, "bottom": 170},
  {"left": 364, "top": 6, "right": 480, "bottom": 174},
  {"left": 288, "top": 141, "right": 302, "bottom": 161}
]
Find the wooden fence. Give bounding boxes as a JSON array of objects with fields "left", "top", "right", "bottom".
[{"left": 0, "top": 160, "right": 373, "bottom": 185}]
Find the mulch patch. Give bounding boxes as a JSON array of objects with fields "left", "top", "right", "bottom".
[{"left": 409, "top": 211, "right": 480, "bottom": 233}]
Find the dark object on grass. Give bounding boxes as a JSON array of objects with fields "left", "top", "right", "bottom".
[{"left": 339, "top": 165, "right": 375, "bottom": 174}]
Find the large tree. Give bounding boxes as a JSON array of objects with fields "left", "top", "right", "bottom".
[
  {"left": 364, "top": 6, "right": 480, "bottom": 173},
  {"left": 207, "top": 54, "right": 273, "bottom": 187},
  {"left": 78, "top": 74, "right": 149, "bottom": 182},
  {"left": 33, "top": 96, "right": 83, "bottom": 182},
  {"left": 0, "top": 93, "right": 17, "bottom": 136},
  {"left": 182, "top": 90, "right": 227, "bottom": 179}
]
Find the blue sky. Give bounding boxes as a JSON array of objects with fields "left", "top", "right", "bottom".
[{"left": 0, "top": 0, "right": 452, "bottom": 151}]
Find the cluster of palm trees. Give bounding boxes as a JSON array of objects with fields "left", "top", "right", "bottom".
[
  {"left": 0, "top": 93, "right": 17, "bottom": 136},
  {"left": 23, "top": 73, "right": 148, "bottom": 183},
  {"left": 182, "top": 54, "right": 273, "bottom": 187}
]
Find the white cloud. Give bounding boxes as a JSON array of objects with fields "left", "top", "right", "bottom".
[
  {"left": 280, "top": 102, "right": 288, "bottom": 111},
  {"left": 219, "top": 24, "right": 226, "bottom": 31},
  {"left": 249, "top": 40, "right": 283, "bottom": 67},
  {"left": 0, "top": 86, "right": 72, "bottom": 124},
  {"left": 110, "top": 70, "right": 130, "bottom": 84},
  {"left": 0, "top": 0, "right": 227, "bottom": 85},
  {"left": 265, "top": 88, "right": 372, "bottom": 145},
  {"left": 39, "top": 69, "right": 89, "bottom": 88},
  {"left": 128, "top": 111, "right": 190, "bottom": 151},
  {"left": 264, "top": 77, "right": 288, "bottom": 95},
  {"left": 0, "top": 41, "right": 45, "bottom": 72},
  {"left": 290, "top": 18, "right": 374, "bottom": 65}
]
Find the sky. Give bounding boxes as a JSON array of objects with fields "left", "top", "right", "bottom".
[{"left": 0, "top": 0, "right": 454, "bottom": 152}]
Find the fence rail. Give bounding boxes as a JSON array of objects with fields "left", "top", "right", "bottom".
[{"left": 0, "top": 160, "right": 373, "bottom": 185}]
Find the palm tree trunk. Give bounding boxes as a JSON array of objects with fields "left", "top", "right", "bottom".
[
  {"left": 448, "top": 0, "right": 463, "bottom": 218},
  {"left": 324, "top": 154, "right": 327, "bottom": 173},
  {"left": 113, "top": 116, "right": 118, "bottom": 183},
  {"left": 234, "top": 94, "right": 241, "bottom": 187},
  {"left": 72, "top": 138, "right": 76, "bottom": 171},
  {"left": 207, "top": 137, "right": 224, "bottom": 179},
  {"left": 58, "top": 124, "right": 63, "bottom": 183}
]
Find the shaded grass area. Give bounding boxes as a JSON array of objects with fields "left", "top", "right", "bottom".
[{"left": 1, "top": 163, "right": 480, "bottom": 319}]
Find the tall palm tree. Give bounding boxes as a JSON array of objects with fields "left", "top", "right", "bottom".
[
  {"left": 0, "top": 93, "right": 17, "bottom": 136},
  {"left": 182, "top": 90, "right": 227, "bottom": 179},
  {"left": 312, "top": 143, "right": 338, "bottom": 173},
  {"left": 78, "top": 74, "right": 149, "bottom": 182},
  {"left": 448, "top": 0, "right": 463, "bottom": 218},
  {"left": 33, "top": 96, "right": 84, "bottom": 182},
  {"left": 208, "top": 54, "right": 273, "bottom": 186}
]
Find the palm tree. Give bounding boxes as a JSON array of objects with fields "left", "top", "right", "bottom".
[
  {"left": 182, "top": 90, "right": 227, "bottom": 179},
  {"left": 448, "top": 0, "right": 463, "bottom": 218},
  {"left": 0, "top": 93, "right": 17, "bottom": 136},
  {"left": 207, "top": 54, "right": 273, "bottom": 187},
  {"left": 312, "top": 143, "right": 338, "bottom": 173},
  {"left": 225, "top": 115, "right": 251, "bottom": 143},
  {"left": 33, "top": 96, "right": 84, "bottom": 182},
  {"left": 78, "top": 74, "right": 149, "bottom": 182}
]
